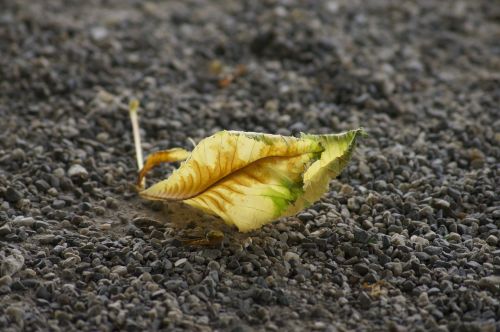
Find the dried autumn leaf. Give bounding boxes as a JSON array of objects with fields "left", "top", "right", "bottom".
[
  {"left": 362, "top": 280, "right": 389, "bottom": 299},
  {"left": 137, "top": 129, "right": 364, "bottom": 232},
  {"left": 218, "top": 64, "right": 247, "bottom": 88}
]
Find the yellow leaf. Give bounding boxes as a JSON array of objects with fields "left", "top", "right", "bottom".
[
  {"left": 138, "top": 129, "right": 364, "bottom": 232},
  {"left": 136, "top": 148, "right": 190, "bottom": 189}
]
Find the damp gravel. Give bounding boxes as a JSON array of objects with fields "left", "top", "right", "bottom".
[{"left": 0, "top": 0, "right": 499, "bottom": 331}]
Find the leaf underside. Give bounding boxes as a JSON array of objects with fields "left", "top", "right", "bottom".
[{"left": 139, "top": 129, "right": 364, "bottom": 232}]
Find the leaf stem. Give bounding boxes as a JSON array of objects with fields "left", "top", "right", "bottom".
[{"left": 129, "top": 99, "right": 145, "bottom": 188}]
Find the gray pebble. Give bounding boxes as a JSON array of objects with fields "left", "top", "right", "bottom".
[
  {"left": 34, "top": 180, "right": 50, "bottom": 193},
  {"left": 52, "top": 200, "right": 66, "bottom": 209},
  {"left": 353, "top": 263, "right": 370, "bottom": 275},
  {"left": 0, "top": 275, "right": 13, "bottom": 287},
  {"left": 486, "top": 235, "right": 497, "bottom": 246},
  {"left": 354, "top": 229, "right": 370, "bottom": 243},
  {"left": 6, "top": 305, "right": 24, "bottom": 323},
  {"left": 207, "top": 261, "right": 220, "bottom": 271},
  {"left": 358, "top": 291, "right": 371, "bottom": 309},
  {"left": 433, "top": 199, "right": 450, "bottom": 209},
  {"left": 0, "top": 223, "right": 12, "bottom": 236},
  {"left": 5, "top": 187, "right": 22, "bottom": 202},
  {"left": 11, "top": 148, "right": 26, "bottom": 161},
  {"left": 165, "top": 280, "right": 185, "bottom": 291},
  {"left": 0, "top": 251, "right": 24, "bottom": 276},
  {"left": 387, "top": 262, "right": 403, "bottom": 276},
  {"left": 111, "top": 266, "right": 128, "bottom": 276},
  {"left": 13, "top": 216, "right": 35, "bottom": 227},
  {"left": 174, "top": 258, "right": 188, "bottom": 267},
  {"left": 284, "top": 251, "right": 300, "bottom": 263},
  {"left": 447, "top": 232, "right": 461, "bottom": 242},
  {"left": 297, "top": 212, "right": 314, "bottom": 222},
  {"left": 68, "top": 164, "right": 89, "bottom": 180},
  {"left": 423, "top": 246, "right": 443, "bottom": 256},
  {"left": 478, "top": 276, "right": 500, "bottom": 292},
  {"left": 417, "top": 292, "right": 429, "bottom": 307}
]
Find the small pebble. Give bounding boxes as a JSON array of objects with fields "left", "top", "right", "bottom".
[
  {"left": 284, "top": 251, "right": 301, "bottom": 263},
  {"left": 5, "top": 187, "right": 22, "bottom": 202},
  {"left": 486, "top": 235, "right": 497, "bottom": 246},
  {"left": 174, "top": 258, "right": 187, "bottom": 267},
  {"left": 68, "top": 164, "right": 89, "bottom": 180}
]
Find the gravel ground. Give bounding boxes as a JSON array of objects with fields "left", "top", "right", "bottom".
[{"left": 1, "top": 0, "right": 499, "bottom": 331}]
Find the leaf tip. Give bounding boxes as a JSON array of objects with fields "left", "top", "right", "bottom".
[{"left": 357, "top": 127, "right": 368, "bottom": 138}]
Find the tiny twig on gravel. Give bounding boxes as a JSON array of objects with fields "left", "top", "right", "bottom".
[{"left": 129, "top": 99, "right": 145, "bottom": 188}]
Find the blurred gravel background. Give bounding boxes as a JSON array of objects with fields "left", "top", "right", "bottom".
[{"left": 0, "top": 0, "right": 499, "bottom": 331}]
